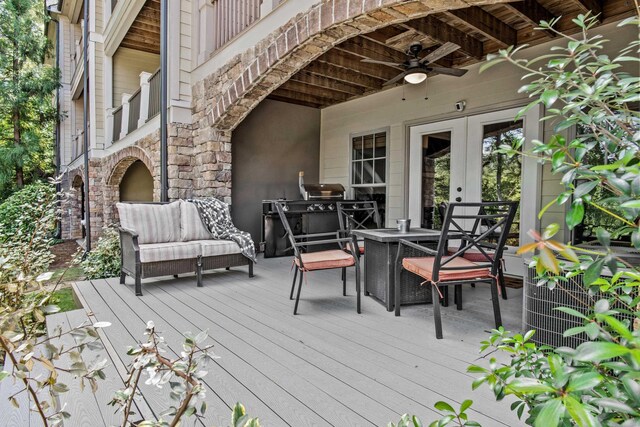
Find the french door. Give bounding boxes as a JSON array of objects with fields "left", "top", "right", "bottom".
[{"left": 408, "top": 106, "right": 541, "bottom": 276}]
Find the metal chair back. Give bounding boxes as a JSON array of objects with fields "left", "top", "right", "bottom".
[
  {"left": 336, "top": 201, "right": 381, "bottom": 232},
  {"left": 433, "top": 202, "right": 518, "bottom": 282},
  {"left": 274, "top": 201, "right": 302, "bottom": 259}
]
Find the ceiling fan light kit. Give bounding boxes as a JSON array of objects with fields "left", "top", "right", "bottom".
[
  {"left": 361, "top": 41, "right": 468, "bottom": 86},
  {"left": 404, "top": 70, "right": 427, "bottom": 84}
]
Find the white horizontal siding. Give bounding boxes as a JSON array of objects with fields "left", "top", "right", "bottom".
[
  {"left": 112, "top": 48, "right": 160, "bottom": 106},
  {"left": 320, "top": 21, "right": 634, "bottom": 230}
]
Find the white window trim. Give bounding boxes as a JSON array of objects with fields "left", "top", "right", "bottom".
[{"left": 348, "top": 127, "right": 390, "bottom": 196}]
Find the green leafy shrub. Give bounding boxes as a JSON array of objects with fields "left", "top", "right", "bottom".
[
  {"left": 0, "top": 181, "right": 56, "bottom": 244},
  {"left": 79, "top": 226, "right": 121, "bottom": 279},
  {"left": 397, "top": 14, "right": 640, "bottom": 427},
  {"left": 1, "top": 181, "right": 108, "bottom": 426}
]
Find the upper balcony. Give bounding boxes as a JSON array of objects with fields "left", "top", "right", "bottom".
[
  {"left": 104, "top": 0, "right": 158, "bottom": 57},
  {"left": 108, "top": 67, "right": 161, "bottom": 145},
  {"left": 69, "top": 21, "right": 84, "bottom": 99},
  {"left": 195, "top": 0, "right": 287, "bottom": 67}
]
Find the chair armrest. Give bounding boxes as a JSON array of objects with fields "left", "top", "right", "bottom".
[
  {"left": 118, "top": 227, "right": 140, "bottom": 272},
  {"left": 293, "top": 232, "right": 341, "bottom": 240},
  {"left": 397, "top": 239, "right": 438, "bottom": 256},
  {"left": 118, "top": 227, "right": 138, "bottom": 238}
]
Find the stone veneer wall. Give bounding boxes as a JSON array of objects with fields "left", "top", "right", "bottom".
[
  {"left": 63, "top": 0, "right": 513, "bottom": 245},
  {"left": 60, "top": 123, "right": 194, "bottom": 243},
  {"left": 189, "top": 0, "right": 511, "bottom": 203}
]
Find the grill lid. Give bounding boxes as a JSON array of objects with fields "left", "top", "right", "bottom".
[{"left": 302, "top": 183, "right": 345, "bottom": 198}]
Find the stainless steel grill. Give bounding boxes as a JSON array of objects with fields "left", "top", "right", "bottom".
[{"left": 300, "top": 183, "right": 345, "bottom": 200}]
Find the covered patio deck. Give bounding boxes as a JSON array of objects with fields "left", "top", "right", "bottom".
[{"left": 72, "top": 256, "right": 525, "bottom": 426}]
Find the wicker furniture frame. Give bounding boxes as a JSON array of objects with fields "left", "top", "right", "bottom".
[{"left": 119, "top": 229, "right": 253, "bottom": 297}]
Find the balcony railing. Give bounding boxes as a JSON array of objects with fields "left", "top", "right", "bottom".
[
  {"left": 128, "top": 88, "right": 142, "bottom": 133},
  {"left": 211, "top": 0, "right": 261, "bottom": 51},
  {"left": 147, "top": 69, "right": 161, "bottom": 120},
  {"left": 71, "top": 34, "right": 83, "bottom": 77},
  {"left": 71, "top": 124, "right": 88, "bottom": 161},
  {"left": 112, "top": 106, "right": 123, "bottom": 144},
  {"left": 109, "top": 67, "right": 161, "bottom": 144}
]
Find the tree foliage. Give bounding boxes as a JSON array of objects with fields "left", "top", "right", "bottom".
[{"left": 0, "top": 0, "right": 60, "bottom": 198}]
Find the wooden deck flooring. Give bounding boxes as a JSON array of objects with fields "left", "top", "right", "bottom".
[{"left": 65, "top": 256, "right": 526, "bottom": 426}]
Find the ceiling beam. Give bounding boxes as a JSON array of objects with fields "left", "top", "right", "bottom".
[
  {"left": 290, "top": 71, "right": 365, "bottom": 96},
  {"left": 302, "top": 61, "right": 385, "bottom": 90},
  {"left": 127, "top": 27, "right": 160, "bottom": 42},
  {"left": 446, "top": 7, "right": 517, "bottom": 47},
  {"left": 567, "top": 0, "right": 602, "bottom": 18},
  {"left": 335, "top": 35, "right": 407, "bottom": 65},
  {"left": 120, "top": 42, "right": 160, "bottom": 55},
  {"left": 136, "top": 7, "right": 160, "bottom": 22},
  {"left": 267, "top": 95, "right": 323, "bottom": 109},
  {"left": 318, "top": 50, "right": 400, "bottom": 82},
  {"left": 504, "top": 0, "right": 556, "bottom": 36},
  {"left": 268, "top": 89, "right": 333, "bottom": 108},
  {"left": 278, "top": 80, "right": 350, "bottom": 102},
  {"left": 403, "top": 15, "right": 484, "bottom": 59}
]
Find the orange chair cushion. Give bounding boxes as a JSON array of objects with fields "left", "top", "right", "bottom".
[
  {"left": 402, "top": 256, "right": 491, "bottom": 282},
  {"left": 295, "top": 250, "right": 356, "bottom": 271},
  {"left": 448, "top": 247, "right": 495, "bottom": 263}
]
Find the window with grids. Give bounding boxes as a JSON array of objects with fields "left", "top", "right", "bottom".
[{"left": 351, "top": 131, "right": 387, "bottom": 186}]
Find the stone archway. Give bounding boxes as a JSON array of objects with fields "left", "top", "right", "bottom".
[
  {"left": 102, "top": 146, "right": 157, "bottom": 225},
  {"left": 119, "top": 160, "right": 154, "bottom": 202},
  {"left": 190, "top": 0, "right": 513, "bottom": 199},
  {"left": 69, "top": 173, "right": 85, "bottom": 240}
]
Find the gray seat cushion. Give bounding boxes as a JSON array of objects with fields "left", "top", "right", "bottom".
[
  {"left": 196, "top": 240, "right": 242, "bottom": 257},
  {"left": 117, "top": 201, "right": 181, "bottom": 244},
  {"left": 138, "top": 241, "right": 202, "bottom": 263},
  {"left": 180, "top": 200, "right": 212, "bottom": 242}
]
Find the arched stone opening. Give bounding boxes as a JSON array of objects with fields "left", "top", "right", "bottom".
[
  {"left": 70, "top": 174, "right": 85, "bottom": 240},
  {"left": 190, "top": 0, "right": 508, "bottom": 199},
  {"left": 102, "top": 146, "right": 157, "bottom": 226},
  {"left": 119, "top": 160, "right": 154, "bottom": 202}
]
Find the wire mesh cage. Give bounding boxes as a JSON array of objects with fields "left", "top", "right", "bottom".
[{"left": 523, "top": 265, "right": 637, "bottom": 348}]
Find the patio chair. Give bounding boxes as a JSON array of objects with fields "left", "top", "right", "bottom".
[
  {"left": 394, "top": 201, "right": 517, "bottom": 339},
  {"left": 439, "top": 201, "right": 509, "bottom": 300},
  {"left": 275, "top": 202, "right": 361, "bottom": 315},
  {"left": 336, "top": 201, "right": 381, "bottom": 295}
]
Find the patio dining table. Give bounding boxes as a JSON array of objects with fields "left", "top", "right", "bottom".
[{"left": 352, "top": 228, "right": 447, "bottom": 311}]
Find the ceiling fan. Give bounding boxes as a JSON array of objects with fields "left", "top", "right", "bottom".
[{"left": 361, "top": 41, "right": 468, "bottom": 86}]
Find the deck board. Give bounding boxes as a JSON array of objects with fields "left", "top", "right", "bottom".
[{"left": 72, "top": 256, "right": 527, "bottom": 426}]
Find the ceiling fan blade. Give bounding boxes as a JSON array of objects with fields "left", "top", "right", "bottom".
[
  {"left": 361, "top": 58, "right": 404, "bottom": 67},
  {"left": 382, "top": 71, "right": 409, "bottom": 86},
  {"left": 429, "top": 66, "right": 468, "bottom": 77},
  {"left": 419, "top": 42, "right": 461, "bottom": 64}
]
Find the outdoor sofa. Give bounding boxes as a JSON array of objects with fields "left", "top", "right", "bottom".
[{"left": 116, "top": 200, "right": 253, "bottom": 296}]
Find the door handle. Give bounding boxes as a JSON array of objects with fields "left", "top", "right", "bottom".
[{"left": 455, "top": 197, "right": 462, "bottom": 202}]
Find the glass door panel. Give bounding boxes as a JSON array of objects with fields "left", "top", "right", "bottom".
[
  {"left": 408, "top": 118, "right": 466, "bottom": 226},
  {"left": 481, "top": 120, "right": 523, "bottom": 247}
]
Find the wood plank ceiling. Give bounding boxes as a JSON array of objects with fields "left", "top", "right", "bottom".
[
  {"left": 120, "top": 0, "right": 160, "bottom": 54},
  {"left": 268, "top": 0, "right": 636, "bottom": 108}
]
